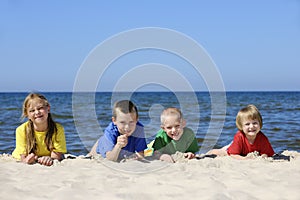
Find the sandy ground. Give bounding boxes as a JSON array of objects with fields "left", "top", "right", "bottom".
[{"left": 0, "top": 150, "right": 299, "bottom": 200}]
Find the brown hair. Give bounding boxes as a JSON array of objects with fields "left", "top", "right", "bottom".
[
  {"left": 236, "top": 104, "right": 263, "bottom": 131},
  {"left": 22, "top": 93, "right": 57, "bottom": 155},
  {"left": 112, "top": 100, "right": 138, "bottom": 119}
]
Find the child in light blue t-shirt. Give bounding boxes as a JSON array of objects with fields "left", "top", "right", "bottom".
[{"left": 89, "top": 100, "right": 147, "bottom": 162}]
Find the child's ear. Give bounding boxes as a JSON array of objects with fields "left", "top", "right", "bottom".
[
  {"left": 182, "top": 119, "right": 186, "bottom": 128},
  {"left": 112, "top": 117, "right": 116, "bottom": 124}
]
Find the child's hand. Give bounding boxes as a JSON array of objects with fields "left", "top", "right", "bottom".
[
  {"left": 116, "top": 134, "right": 128, "bottom": 148},
  {"left": 37, "top": 156, "right": 53, "bottom": 166},
  {"left": 184, "top": 152, "right": 195, "bottom": 159},
  {"left": 159, "top": 154, "right": 175, "bottom": 163},
  {"left": 23, "top": 153, "right": 38, "bottom": 164}
]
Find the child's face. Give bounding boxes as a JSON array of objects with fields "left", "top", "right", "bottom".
[
  {"left": 26, "top": 99, "right": 50, "bottom": 125},
  {"left": 161, "top": 115, "right": 185, "bottom": 141},
  {"left": 241, "top": 118, "right": 261, "bottom": 139},
  {"left": 112, "top": 110, "right": 137, "bottom": 136}
]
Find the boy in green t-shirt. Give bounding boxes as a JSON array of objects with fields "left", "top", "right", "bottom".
[{"left": 152, "top": 107, "right": 199, "bottom": 163}]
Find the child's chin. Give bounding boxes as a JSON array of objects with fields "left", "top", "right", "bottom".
[{"left": 172, "top": 136, "right": 182, "bottom": 141}]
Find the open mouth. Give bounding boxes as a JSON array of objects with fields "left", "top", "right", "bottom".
[
  {"left": 248, "top": 130, "right": 257, "bottom": 134},
  {"left": 35, "top": 115, "right": 43, "bottom": 119},
  {"left": 172, "top": 133, "right": 180, "bottom": 138}
]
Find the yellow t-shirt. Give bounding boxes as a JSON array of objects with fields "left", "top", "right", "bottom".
[{"left": 12, "top": 121, "right": 67, "bottom": 160}]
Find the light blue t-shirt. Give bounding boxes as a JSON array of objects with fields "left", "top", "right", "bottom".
[{"left": 96, "top": 121, "right": 147, "bottom": 160}]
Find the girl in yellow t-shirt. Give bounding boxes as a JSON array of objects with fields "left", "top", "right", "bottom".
[{"left": 12, "top": 93, "right": 67, "bottom": 166}]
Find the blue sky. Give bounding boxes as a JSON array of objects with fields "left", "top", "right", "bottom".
[{"left": 1, "top": 0, "right": 299, "bottom": 92}]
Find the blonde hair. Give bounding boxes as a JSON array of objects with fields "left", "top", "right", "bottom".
[
  {"left": 112, "top": 100, "right": 138, "bottom": 119},
  {"left": 160, "top": 107, "right": 183, "bottom": 126},
  {"left": 236, "top": 104, "right": 263, "bottom": 131},
  {"left": 22, "top": 93, "right": 57, "bottom": 155}
]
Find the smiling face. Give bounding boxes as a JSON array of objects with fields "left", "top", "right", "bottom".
[
  {"left": 25, "top": 98, "right": 50, "bottom": 126},
  {"left": 161, "top": 114, "right": 186, "bottom": 141},
  {"left": 112, "top": 109, "right": 137, "bottom": 136},
  {"left": 241, "top": 118, "right": 261, "bottom": 142},
  {"left": 236, "top": 104, "right": 263, "bottom": 143}
]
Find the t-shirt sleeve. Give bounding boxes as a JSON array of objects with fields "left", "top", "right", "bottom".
[
  {"left": 53, "top": 123, "right": 67, "bottom": 153},
  {"left": 12, "top": 124, "right": 27, "bottom": 160},
  {"left": 259, "top": 134, "right": 275, "bottom": 156},
  {"left": 152, "top": 130, "right": 166, "bottom": 152},
  {"left": 96, "top": 127, "right": 116, "bottom": 158},
  {"left": 227, "top": 133, "right": 243, "bottom": 155},
  {"left": 183, "top": 128, "right": 199, "bottom": 153},
  {"left": 186, "top": 137, "right": 199, "bottom": 153}
]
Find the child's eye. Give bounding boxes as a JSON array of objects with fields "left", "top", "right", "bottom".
[{"left": 129, "top": 121, "right": 135, "bottom": 126}]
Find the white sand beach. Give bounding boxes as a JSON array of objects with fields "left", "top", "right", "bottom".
[{"left": 0, "top": 151, "right": 299, "bottom": 200}]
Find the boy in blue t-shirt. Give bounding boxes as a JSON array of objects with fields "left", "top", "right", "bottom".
[{"left": 89, "top": 100, "right": 147, "bottom": 162}]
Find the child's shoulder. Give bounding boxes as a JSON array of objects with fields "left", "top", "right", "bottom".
[
  {"left": 131, "top": 121, "right": 145, "bottom": 136},
  {"left": 55, "top": 122, "right": 64, "bottom": 129},
  {"left": 136, "top": 121, "right": 144, "bottom": 127},
  {"left": 183, "top": 127, "right": 195, "bottom": 135},
  {"left": 16, "top": 121, "right": 29, "bottom": 130},
  {"left": 256, "top": 131, "right": 269, "bottom": 139}
]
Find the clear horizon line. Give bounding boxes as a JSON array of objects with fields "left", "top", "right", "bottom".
[{"left": 0, "top": 90, "right": 299, "bottom": 93}]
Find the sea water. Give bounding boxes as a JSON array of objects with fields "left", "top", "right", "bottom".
[{"left": 0, "top": 92, "right": 299, "bottom": 155}]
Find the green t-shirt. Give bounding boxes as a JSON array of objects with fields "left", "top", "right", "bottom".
[{"left": 152, "top": 127, "right": 199, "bottom": 154}]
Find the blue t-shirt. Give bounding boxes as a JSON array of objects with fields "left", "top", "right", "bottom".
[{"left": 96, "top": 121, "right": 147, "bottom": 160}]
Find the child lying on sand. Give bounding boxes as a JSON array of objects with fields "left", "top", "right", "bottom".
[{"left": 207, "top": 104, "right": 275, "bottom": 160}]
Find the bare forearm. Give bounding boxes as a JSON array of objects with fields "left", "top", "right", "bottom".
[
  {"left": 88, "top": 140, "right": 99, "bottom": 157},
  {"left": 106, "top": 145, "right": 122, "bottom": 162},
  {"left": 51, "top": 152, "right": 64, "bottom": 161},
  {"left": 230, "top": 154, "right": 247, "bottom": 160}
]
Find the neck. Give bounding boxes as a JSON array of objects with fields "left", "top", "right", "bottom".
[
  {"left": 246, "top": 135, "right": 256, "bottom": 144},
  {"left": 34, "top": 123, "right": 48, "bottom": 132}
]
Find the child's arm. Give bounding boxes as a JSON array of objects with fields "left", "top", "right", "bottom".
[
  {"left": 184, "top": 152, "right": 195, "bottom": 159},
  {"left": 135, "top": 151, "right": 144, "bottom": 158},
  {"left": 87, "top": 140, "right": 98, "bottom": 157},
  {"left": 152, "top": 150, "right": 174, "bottom": 163},
  {"left": 51, "top": 151, "right": 64, "bottom": 161},
  {"left": 230, "top": 152, "right": 261, "bottom": 160},
  {"left": 106, "top": 145, "right": 123, "bottom": 161},
  {"left": 35, "top": 152, "right": 63, "bottom": 166},
  {"left": 230, "top": 154, "right": 248, "bottom": 160},
  {"left": 37, "top": 156, "right": 54, "bottom": 166},
  {"left": 20, "top": 153, "right": 37, "bottom": 164},
  {"left": 159, "top": 154, "right": 175, "bottom": 163},
  {"left": 106, "top": 134, "right": 128, "bottom": 161}
]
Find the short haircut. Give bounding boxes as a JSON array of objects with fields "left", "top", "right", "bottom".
[
  {"left": 236, "top": 104, "right": 263, "bottom": 130},
  {"left": 112, "top": 100, "right": 138, "bottom": 119},
  {"left": 160, "top": 107, "right": 183, "bottom": 126}
]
